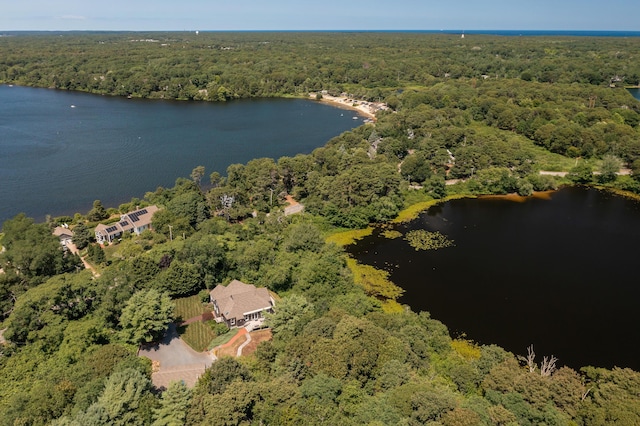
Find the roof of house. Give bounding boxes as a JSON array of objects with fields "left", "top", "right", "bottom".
[
  {"left": 95, "top": 222, "right": 121, "bottom": 238},
  {"left": 95, "top": 205, "right": 159, "bottom": 238},
  {"left": 125, "top": 205, "right": 159, "bottom": 229},
  {"left": 210, "top": 279, "right": 273, "bottom": 322},
  {"left": 53, "top": 226, "right": 74, "bottom": 240}
]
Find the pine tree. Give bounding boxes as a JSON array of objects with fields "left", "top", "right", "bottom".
[{"left": 152, "top": 381, "right": 192, "bottom": 426}]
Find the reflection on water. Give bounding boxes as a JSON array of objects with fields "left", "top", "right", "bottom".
[
  {"left": 348, "top": 187, "right": 640, "bottom": 370},
  {"left": 0, "top": 85, "right": 360, "bottom": 222}
]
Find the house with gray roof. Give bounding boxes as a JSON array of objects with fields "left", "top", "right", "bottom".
[
  {"left": 95, "top": 205, "right": 159, "bottom": 244},
  {"left": 53, "top": 226, "right": 74, "bottom": 249},
  {"left": 210, "top": 280, "right": 275, "bottom": 329}
]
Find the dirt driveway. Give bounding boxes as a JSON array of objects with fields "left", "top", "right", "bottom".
[{"left": 139, "top": 323, "right": 215, "bottom": 389}]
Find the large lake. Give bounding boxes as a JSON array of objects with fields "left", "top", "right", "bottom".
[
  {"left": 348, "top": 187, "right": 640, "bottom": 371},
  {"left": 0, "top": 85, "right": 363, "bottom": 223}
]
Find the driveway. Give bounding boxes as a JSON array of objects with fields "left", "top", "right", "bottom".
[
  {"left": 66, "top": 241, "right": 100, "bottom": 277},
  {"left": 139, "top": 323, "right": 215, "bottom": 389}
]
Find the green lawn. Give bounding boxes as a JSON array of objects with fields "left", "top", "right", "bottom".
[
  {"left": 208, "top": 328, "right": 241, "bottom": 350},
  {"left": 173, "top": 295, "right": 217, "bottom": 352},
  {"left": 179, "top": 321, "right": 218, "bottom": 352},
  {"left": 174, "top": 294, "right": 212, "bottom": 322}
]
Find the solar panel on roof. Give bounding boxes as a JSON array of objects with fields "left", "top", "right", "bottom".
[
  {"left": 105, "top": 225, "right": 118, "bottom": 233},
  {"left": 129, "top": 209, "right": 148, "bottom": 222},
  {"left": 120, "top": 220, "right": 129, "bottom": 226}
]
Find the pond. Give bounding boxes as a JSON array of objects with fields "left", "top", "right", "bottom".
[
  {"left": 347, "top": 187, "right": 640, "bottom": 370},
  {"left": 628, "top": 87, "right": 640, "bottom": 101},
  {"left": 0, "top": 85, "right": 363, "bottom": 223}
]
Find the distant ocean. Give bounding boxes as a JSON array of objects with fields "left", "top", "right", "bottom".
[
  {"left": 353, "top": 30, "right": 640, "bottom": 37},
  {"left": 225, "top": 30, "right": 640, "bottom": 37},
  {"left": 436, "top": 30, "right": 640, "bottom": 37}
]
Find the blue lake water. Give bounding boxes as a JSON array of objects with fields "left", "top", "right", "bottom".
[{"left": 0, "top": 85, "right": 363, "bottom": 223}]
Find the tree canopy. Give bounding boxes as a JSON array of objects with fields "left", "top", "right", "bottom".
[
  {"left": 119, "top": 289, "right": 174, "bottom": 344},
  {"left": 1, "top": 31, "right": 639, "bottom": 426}
]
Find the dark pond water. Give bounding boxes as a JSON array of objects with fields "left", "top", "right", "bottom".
[
  {"left": 628, "top": 87, "right": 640, "bottom": 101},
  {"left": 0, "top": 85, "right": 363, "bottom": 223},
  {"left": 348, "top": 187, "right": 640, "bottom": 370}
]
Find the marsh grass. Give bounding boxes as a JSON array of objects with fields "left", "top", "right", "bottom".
[
  {"left": 394, "top": 194, "right": 470, "bottom": 223},
  {"left": 325, "top": 227, "right": 374, "bottom": 246}
]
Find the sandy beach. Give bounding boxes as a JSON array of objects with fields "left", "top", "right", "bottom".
[{"left": 309, "top": 92, "right": 388, "bottom": 121}]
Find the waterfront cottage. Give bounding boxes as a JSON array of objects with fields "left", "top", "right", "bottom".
[
  {"left": 95, "top": 205, "right": 159, "bottom": 244},
  {"left": 210, "top": 280, "right": 275, "bottom": 329},
  {"left": 53, "top": 226, "right": 74, "bottom": 249}
]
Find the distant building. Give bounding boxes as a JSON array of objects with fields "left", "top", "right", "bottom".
[
  {"left": 210, "top": 280, "right": 275, "bottom": 329},
  {"left": 95, "top": 205, "right": 159, "bottom": 244},
  {"left": 53, "top": 226, "right": 74, "bottom": 249}
]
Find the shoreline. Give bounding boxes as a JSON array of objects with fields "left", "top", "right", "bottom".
[{"left": 308, "top": 92, "right": 388, "bottom": 121}]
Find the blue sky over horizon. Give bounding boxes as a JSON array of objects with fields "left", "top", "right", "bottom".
[{"left": 2, "top": 1, "right": 639, "bottom": 32}]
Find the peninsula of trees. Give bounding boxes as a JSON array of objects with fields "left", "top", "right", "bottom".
[{"left": 1, "top": 32, "right": 640, "bottom": 425}]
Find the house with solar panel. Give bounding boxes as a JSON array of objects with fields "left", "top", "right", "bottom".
[{"left": 94, "top": 205, "right": 160, "bottom": 244}]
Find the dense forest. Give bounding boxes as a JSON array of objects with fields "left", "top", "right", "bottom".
[{"left": 1, "top": 32, "right": 640, "bottom": 425}]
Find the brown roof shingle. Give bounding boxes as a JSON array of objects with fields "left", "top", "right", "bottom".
[{"left": 210, "top": 280, "right": 273, "bottom": 322}]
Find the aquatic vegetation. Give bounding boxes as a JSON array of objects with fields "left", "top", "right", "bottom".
[
  {"left": 346, "top": 257, "right": 404, "bottom": 300},
  {"left": 325, "top": 227, "right": 373, "bottom": 246},
  {"left": 393, "top": 195, "right": 471, "bottom": 223},
  {"left": 381, "top": 229, "right": 402, "bottom": 239},
  {"left": 405, "top": 230, "right": 455, "bottom": 251}
]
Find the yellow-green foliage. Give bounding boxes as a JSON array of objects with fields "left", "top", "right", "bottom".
[
  {"left": 467, "top": 121, "right": 576, "bottom": 172},
  {"left": 393, "top": 200, "right": 441, "bottom": 223},
  {"left": 393, "top": 195, "right": 471, "bottom": 223},
  {"left": 405, "top": 230, "right": 455, "bottom": 251},
  {"left": 9, "top": 270, "right": 94, "bottom": 312},
  {"left": 325, "top": 227, "right": 373, "bottom": 246},
  {"left": 347, "top": 257, "right": 404, "bottom": 300},
  {"left": 401, "top": 189, "right": 435, "bottom": 209},
  {"left": 381, "top": 229, "right": 402, "bottom": 239},
  {"left": 601, "top": 185, "right": 640, "bottom": 201},
  {"left": 381, "top": 300, "right": 405, "bottom": 313},
  {"left": 451, "top": 339, "right": 482, "bottom": 360}
]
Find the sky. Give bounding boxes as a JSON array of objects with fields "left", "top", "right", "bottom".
[{"left": 1, "top": 0, "right": 639, "bottom": 32}]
